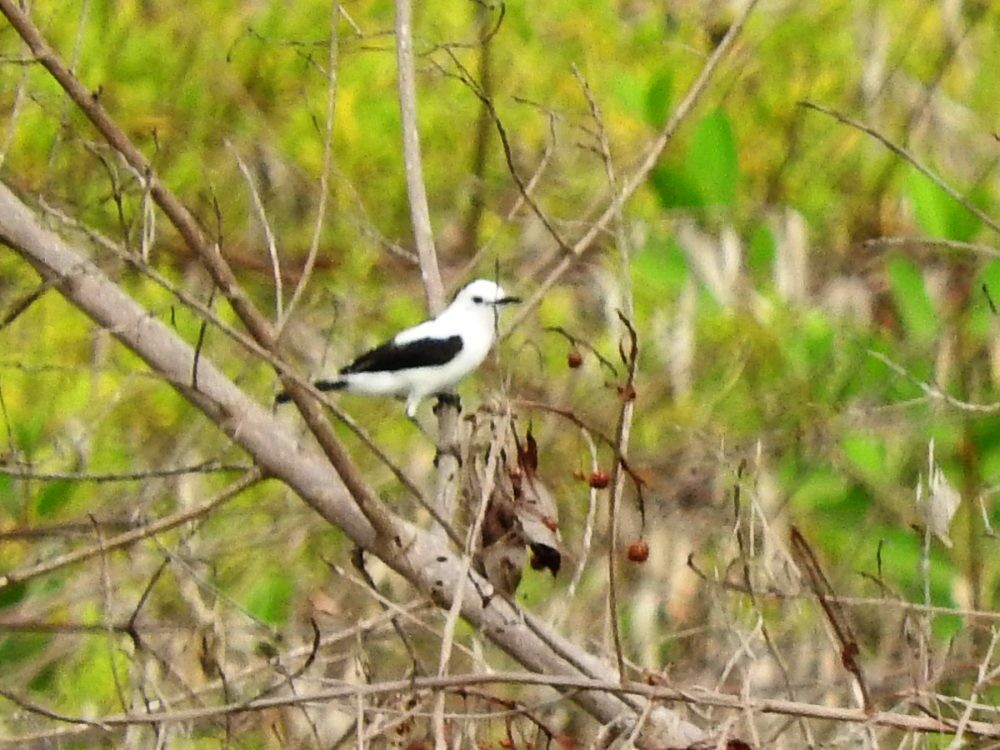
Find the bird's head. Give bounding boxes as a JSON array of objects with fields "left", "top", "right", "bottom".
[{"left": 450, "top": 279, "right": 521, "bottom": 317}]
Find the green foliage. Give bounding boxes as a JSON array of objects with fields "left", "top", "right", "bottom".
[
  {"left": 242, "top": 567, "right": 295, "bottom": 627},
  {"left": 35, "top": 479, "right": 78, "bottom": 518},
  {"left": 0, "top": 580, "right": 27, "bottom": 610},
  {"left": 886, "top": 256, "right": 939, "bottom": 345},
  {"left": 0, "top": 0, "right": 998, "bottom": 742},
  {"left": 840, "top": 432, "right": 888, "bottom": 485},
  {"left": 907, "top": 168, "right": 983, "bottom": 242},
  {"left": 0, "top": 633, "right": 50, "bottom": 667},
  {"left": 644, "top": 71, "right": 674, "bottom": 128},
  {"left": 0, "top": 474, "right": 14, "bottom": 516},
  {"left": 650, "top": 108, "right": 740, "bottom": 210}
]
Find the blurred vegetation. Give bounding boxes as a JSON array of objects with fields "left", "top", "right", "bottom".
[{"left": 1, "top": 0, "right": 999, "bottom": 745}]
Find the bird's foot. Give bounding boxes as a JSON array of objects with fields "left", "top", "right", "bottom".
[{"left": 433, "top": 393, "right": 462, "bottom": 415}]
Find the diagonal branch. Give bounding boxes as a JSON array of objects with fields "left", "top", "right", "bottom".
[
  {"left": 0, "top": 0, "right": 400, "bottom": 544},
  {"left": 800, "top": 100, "right": 1000, "bottom": 238}
]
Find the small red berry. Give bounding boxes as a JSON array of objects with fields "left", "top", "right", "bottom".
[
  {"left": 567, "top": 350, "right": 583, "bottom": 368},
  {"left": 588, "top": 470, "right": 610, "bottom": 489},
  {"left": 626, "top": 540, "right": 649, "bottom": 562}
]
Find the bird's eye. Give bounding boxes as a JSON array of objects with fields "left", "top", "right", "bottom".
[{"left": 472, "top": 296, "right": 484, "bottom": 304}]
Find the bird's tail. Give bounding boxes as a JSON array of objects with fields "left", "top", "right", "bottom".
[
  {"left": 274, "top": 378, "right": 347, "bottom": 405},
  {"left": 315, "top": 378, "right": 348, "bottom": 393}
]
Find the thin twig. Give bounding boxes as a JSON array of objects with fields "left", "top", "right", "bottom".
[
  {"left": 504, "top": 0, "right": 763, "bottom": 334},
  {"left": 3, "top": 672, "right": 1000, "bottom": 739},
  {"left": 0, "top": 469, "right": 263, "bottom": 592},
  {"left": 948, "top": 628, "right": 1000, "bottom": 748},
  {"left": 800, "top": 100, "right": 1000, "bottom": 238},
  {"left": 864, "top": 236, "right": 1000, "bottom": 260},
  {"left": 276, "top": 0, "right": 339, "bottom": 333},
  {"left": 433, "top": 411, "right": 511, "bottom": 744},
  {"left": 0, "top": 0, "right": 401, "bottom": 543},
  {"left": 436, "top": 51, "right": 573, "bottom": 257},
  {"left": 606, "top": 311, "right": 638, "bottom": 681},
  {"left": 868, "top": 349, "right": 1000, "bottom": 413},
  {"left": 230, "top": 143, "right": 283, "bottom": 321},
  {"left": 574, "top": 69, "right": 638, "bottom": 682},
  {"left": 37, "top": 200, "right": 433, "bottom": 517},
  {"left": 566, "top": 427, "right": 599, "bottom": 600},
  {"left": 395, "top": 0, "right": 444, "bottom": 312},
  {"left": 790, "top": 527, "right": 872, "bottom": 712},
  {"left": 0, "top": 687, "right": 111, "bottom": 733},
  {"left": 0, "top": 277, "right": 58, "bottom": 331},
  {"left": 733, "top": 465, "right": 816, "bottom": 747}
]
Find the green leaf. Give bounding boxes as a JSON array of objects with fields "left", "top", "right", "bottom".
[
  {"left": 841, "top": 432, "right": 887, "bottom": 484},
  {"left": 632, "top": 235, "right": 689, "bottom": 301},
  {"left": 874, "top": 528, "right": 960, "bottom": 638},
  {"left": 748, "top": 225, "right": 776, "bottom": 279},
  {"left": 36, "top": 480, "right": 77, "bottom": 518},
  {"left": 0, "top": 634, "right": 49, "bottom": 666},
  {"left": 648, "top": 109, "right": 739, "bottom": 210},
  {"left": 243, "top": 569, "right": 294, "bottom": 627},
  {"left": 687, "top": 108, "right": 738, "bottom": 206},
  {"left": 0, "top": 474, "right": 15, "bottom": 516},
  {"left": 644, "top": 71, "right": 673, "bottom": 127},
  {"left": 907, "top": 168, "right": 982, "bottom": 242},
  {"left": 14, "top": 416, "right": 46, "bottom": 458},
  {"left": 650, "top": 163, "right": 705, "bottom": 209},
  {"left": 788, "top": 468, "right": 850, "bottom": 511},
  {"left": 887, "top": 256, "right": 938, "bottom": 344},
  {"left": 0, "top": 580, "right": 27, "bottom": 610}
]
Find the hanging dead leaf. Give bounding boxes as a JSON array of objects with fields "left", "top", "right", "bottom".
[
  {"left": 467, "top": 421, "right": 564, "bottom": 594},
  {"left": 916, "top": 439, "right": 960, "bottom": 547}
]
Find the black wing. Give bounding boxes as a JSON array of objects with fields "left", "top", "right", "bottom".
[{"left": 341, "top": 335, "right": 463, "bottom": 374}]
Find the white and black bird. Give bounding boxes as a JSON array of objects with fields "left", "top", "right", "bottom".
[{"left": 277, "top": 279, "right": 520, "bottom": 417}]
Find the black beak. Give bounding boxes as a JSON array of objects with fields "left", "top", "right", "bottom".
[{"left": 495, "top": 296, "right": 521, "bottom": 305}]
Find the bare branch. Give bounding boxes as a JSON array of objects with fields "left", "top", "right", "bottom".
[
  {"left": 394, "top": 0, "right": 444, "bottom": 312},
  {"left": 504, "top": 0, "right": 763, "bottom": 334},
  {"left": 0, "top": 469, "right": 264, "bottom": 590},
  {"left": 800, "top": 100, "right": 1000, "bottom": 238},
  {"left": 0, "top": 0, "right": 402, "bottom": 543},
  {"left": 230, "top": 142, "right": 283, "bottom": 321},
  {"left": 2, "top": 672, "right": 998, "bottom": 742},
  {"left": 277, "top": 0, "right": 340, "bottom": 333},
  {"left": 0, "top": 180, "right": 704, "bottom": 746},
  {"left": 868, "top": 349, "right": 1000, "bottom": 413},
  {"left": 864, "top": 235, "right": 1000, "bottom": 260}
]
